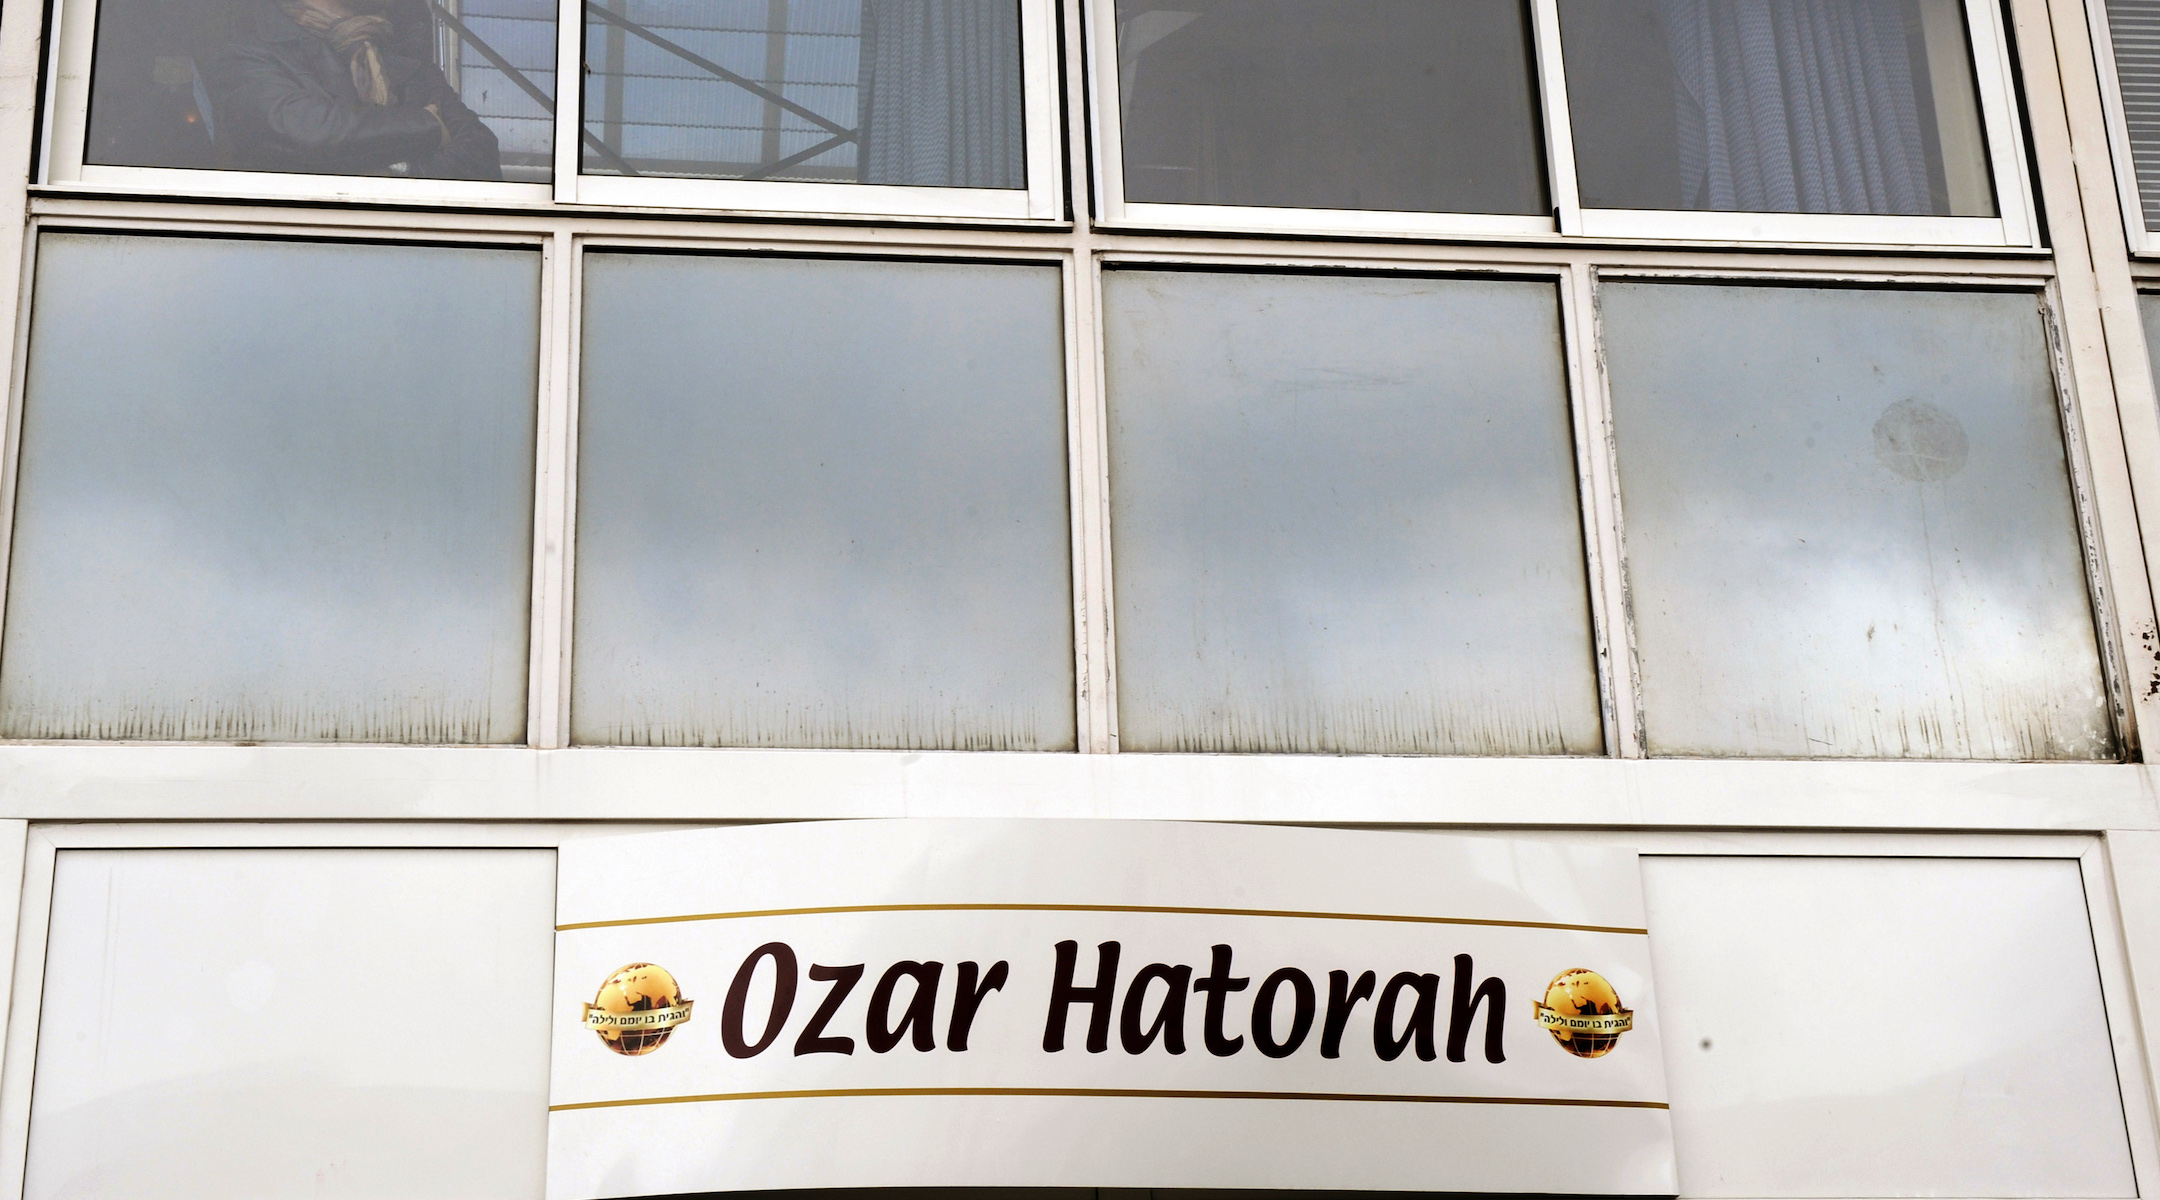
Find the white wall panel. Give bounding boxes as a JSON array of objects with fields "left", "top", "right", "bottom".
[
  {"left": 1644, "top": 855, "right": 2135, "bottom": 1198},
  {"left": 22, "top": 848, "right": 556, "bottom": 1200}
]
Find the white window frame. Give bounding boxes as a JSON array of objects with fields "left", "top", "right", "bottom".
[
  {"left": 38, "top": 0, "right": 1065, "bottom": 223},
  {"left": 1089, "top": 0, "right": 2039, "bottom": 250}
]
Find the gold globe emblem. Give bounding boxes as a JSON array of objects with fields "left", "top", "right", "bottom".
[
  {"left": 1532, "top": 968, "right": 1633, "bottom": 1058},
  {"left": 582, "top": 963, "right": 694, "bottom": 1056}
]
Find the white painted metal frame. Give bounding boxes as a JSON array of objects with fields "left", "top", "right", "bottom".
[
  {"left": 0, "top": 823, "right": 2144, "bottom": 1200},
  {"left": 1088, "top": 0, "right": 2038, "bottom": 249},
  {"left": 37, "top": 0, "right": 1064, "bottom": 222}
]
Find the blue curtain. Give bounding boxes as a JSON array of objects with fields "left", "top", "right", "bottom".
[
  {"left": 1657, "top": 0, "right": 1932, "bottom": 213},
  {"left": 856, "top": 0, "right": 1025, "bottom": 188}
]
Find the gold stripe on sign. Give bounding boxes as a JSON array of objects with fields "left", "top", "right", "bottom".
[
  {"left": 557, "top": 902, "right": 1648, "bottom": 936},
  {"left": 550, "top": 1086, "right": 1670, "bottom": 1113}
]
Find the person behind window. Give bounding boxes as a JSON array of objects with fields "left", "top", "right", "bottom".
[{"left": 207, "top": 0, "right": 499, "bottom": 180}]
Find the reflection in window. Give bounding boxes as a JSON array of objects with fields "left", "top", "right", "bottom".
[
  {"left": 1604, "top": 282, "right": 2109, "bottom": 759},
  {"left": 581, "top": 0, "right": 1024, "bottom": 186},
  {"left": 2106, "top": 0, "right": 2160, "bottom": 227},
  {"left": 572, "top": 254, "right": 1072, "bottom": 749},
  {"left": 1103, "top": 270, "right": 1601, "bottom": 755},
  {"left": 0, "top": 234, "right": 541, "bottom": 743},
  {"left": 2142, "top": 295, "right": 2160, "bottom": 395},
  {"left": 84, "top": 0, "right": 554, "bottom": 180},
  {"left": 1112, "top": 0, "right": 1547, "bottom": 215},
  {"left": 1560, "top": 0, "right": 1995, "bottom": 216}
]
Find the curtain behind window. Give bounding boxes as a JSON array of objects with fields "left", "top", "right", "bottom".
[
  {"left": 1657, "top": 0, "right": 1932, "bottom": 213},
  {"left": 856, "top": 0, "right": 1025, "bottom": 188}
]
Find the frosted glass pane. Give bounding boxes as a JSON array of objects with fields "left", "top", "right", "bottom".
[
  {"left": 1603, "top": 282, "right": 2110, "bottom": 758},
  {"left": 26, "top": 848, "right": 557, "bottom": 1200},
  {"left": 573, "top": 253, "right": 1073, "bottom": 749},
  {"left": 1104, "top": 270, "right": 1601, "bottom": 755},
  {"left": 1, "top": 233, "right": 539, "bottom": 743},
  {"left": 1644, "top": 856, "right": 2135, "bottom": 1197}
]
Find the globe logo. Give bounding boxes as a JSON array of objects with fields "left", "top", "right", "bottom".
[
  {"left": 1531, "top": 968, "right": 1633, "bottom": 1058},
  {"left": 582, "top": 963, "right": 694, "bottom": 1056}
]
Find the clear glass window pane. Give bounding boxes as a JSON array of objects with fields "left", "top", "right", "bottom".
[
  {"left": 581, "top": 0, "right": 1025, "bottom": 186},
  {"left": 2111, "top": 1, "right": 2160, "bottom": 230},
  {"left": 0, "top": 233, "right": 540, "bottom": 743},
  {"left": 572, "top": 253, "right": 1073, "bottom": 749},
  {"left": 1113, "top": 0, "right": 1548, "bottom": 215},
  {"left": 1560, "top": 0, "right": 1997, "bottom": 216},
  {"left": 1604, "top": 282, "right": 2109, "bottom": 759},
  {"left": 1103, "top": 270, "right": 1601, "bottom": 755},
  {"left": 84, "top": 0, "right": 555, "bottom": 180}
]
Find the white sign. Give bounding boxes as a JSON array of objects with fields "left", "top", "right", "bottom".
[{"left": 548, "top": 820, "right": 1675, "bottom": 1198}]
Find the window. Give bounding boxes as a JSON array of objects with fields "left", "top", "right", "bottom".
[
  {"left": 1108, "top": 0, "right": 1548, "bottom": 219},
  {"left": 583, "top": 0, "right": 1021, "bottom": 185},
  {"left": 571, "top": 252, "right": 1075, "bottom": 750},
  {"left": 569, "top": 0, "right": 1060, "bottom": 215},
  {"left": 52, "top": 0, "right": 558, "bottom": 196},
  {"left": 2143, "top": 294, "right": 2160, "bottom": 391},
  {"left": 0, "top": 233, "right": 541, "bottom": 743},
  {"left": 1601, "top": 281, "right": 2112, "bottom": 759},
  {"left": 6, "top": 0, "right": 2130, "bottom": 765},
  {"left": 2097, "top": 0, "right": 2160, "bottom": 246},
  {"left": 1560, "top": 0, "right": 1999, "bottom": 223},
  {"left": 1102, "top": 269, "right": 1602, "bottom": 756},
  {"left": 1092, "top": 0, "right": 2033, "bottom": 245},
  {"left": 43, "top": 0, "right": 1062, "bottom": 216}
]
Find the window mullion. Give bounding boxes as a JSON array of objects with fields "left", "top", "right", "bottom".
[
  {"left": 1068, "top": 246, "right": 1117, "bottom": 753},
  {"left": 1531, "top": 0, "right": 1583, "bottom": 237},
  {"left": 552, "top": 0, "right": 584, "bottom": 203},
  {"left": 1566, "top": 262, "right": 1642, "bottom": 757},
  {"left": 529, "top": 227, "right": 580, "bottom": 749}
]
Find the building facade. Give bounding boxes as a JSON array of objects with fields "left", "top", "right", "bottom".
[{"left": 0, "top": 0, "right": 2148, "bottom": 1195}]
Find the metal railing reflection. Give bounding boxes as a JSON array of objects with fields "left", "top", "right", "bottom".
[
  {"left": 580, "top": 1, "right": 861, "bottom": 180},
  {"left": 426, "top": 0, "right": 640, "bottom": 175},
  {"left": 427, "top": 0, "right": 866, "bottom": 181}
]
